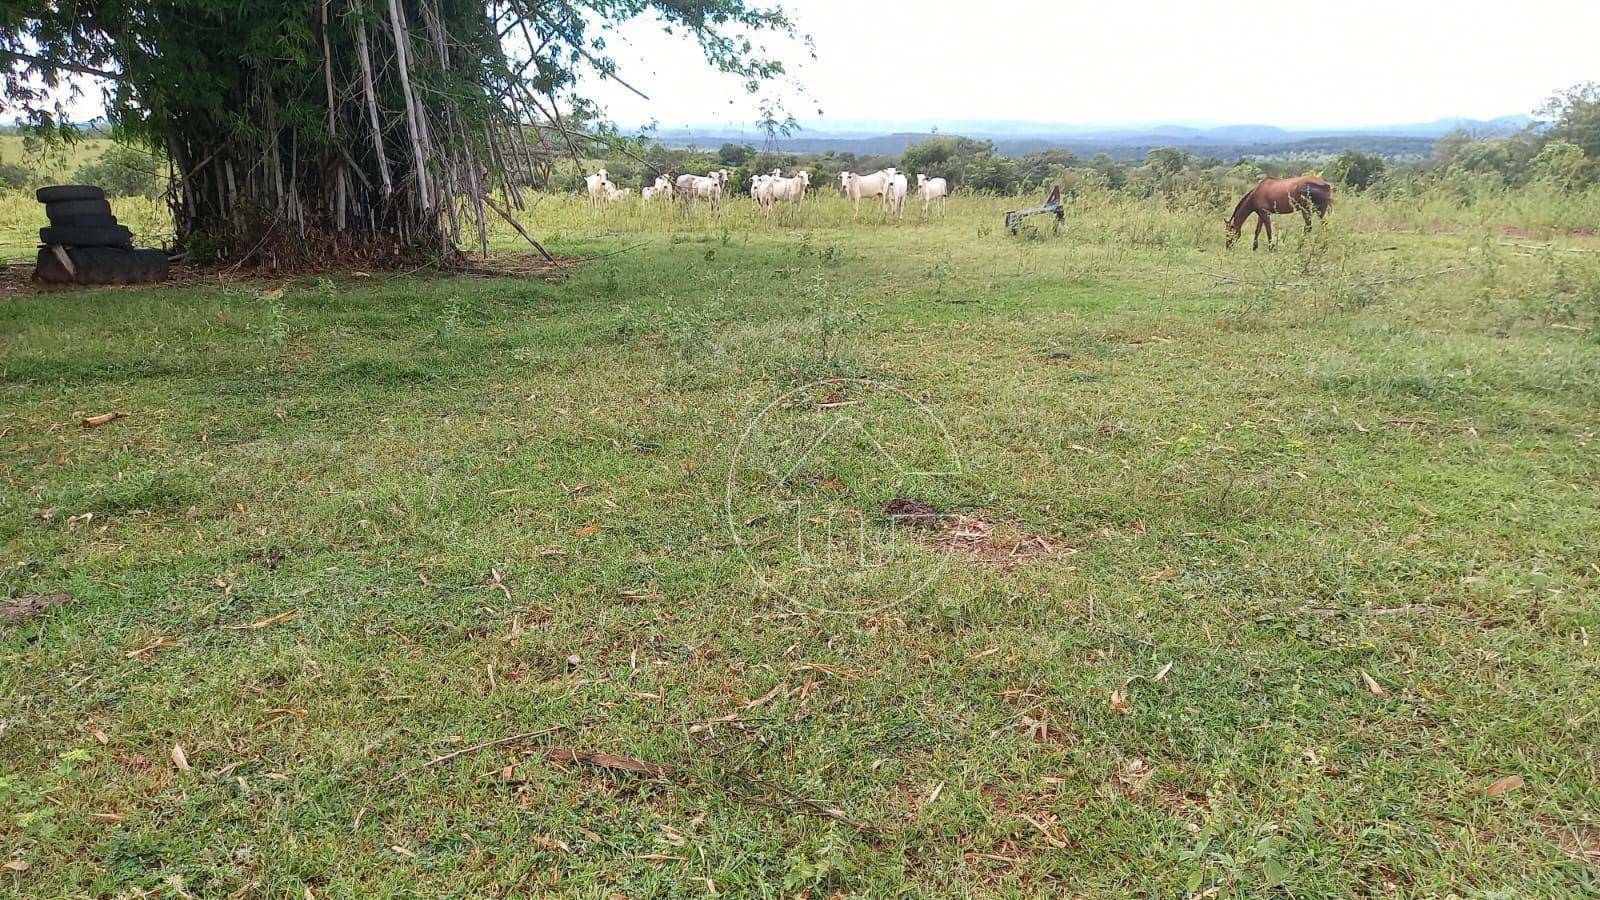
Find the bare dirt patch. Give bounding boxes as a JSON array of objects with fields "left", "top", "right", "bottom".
[
  {"left": 1544, "top": 819, "right": 1600, "bottom": 866},
  {"left": 885, "top": 500, "right": 1070, "bottom": 566},
  {"left": 936, "top": 514, "right": 1067, "bottom": 565},
  {"left": 2, "top": 592, "right": 72, "bottom": 623}
]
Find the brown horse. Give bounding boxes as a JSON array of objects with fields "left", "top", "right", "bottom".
[{"left": 1225, "top": 176, "right": 1332, "bottom": 249}]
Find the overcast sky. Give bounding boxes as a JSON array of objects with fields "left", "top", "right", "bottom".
[
  {"left": 12, "top": 0, "right": 1595, "bottom": 132},
  {"left": 585, "top": 0, "right": 1600, "bottom": 131}
]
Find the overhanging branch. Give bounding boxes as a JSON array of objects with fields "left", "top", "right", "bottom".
[{"left": 0, "top": 48, "right": 123, "bottom": 81}]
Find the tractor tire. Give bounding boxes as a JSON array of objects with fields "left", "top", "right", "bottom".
[
  {"left": 34, "top": 245, "right": 169, "bottom": 285},
  {"left": 35, "top": 185, "right": 107, "bottom": 204},
  {"left": 39, "top": 224, "right": 134, "bottom": 247},
  {"left": 44, "top": 198, "right": 115, "bottom": 220},
  {"left": 46, "top": 214, "right": 121, "bottom": 228}
]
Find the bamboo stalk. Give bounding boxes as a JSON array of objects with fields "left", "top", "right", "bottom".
[
  {"left": 386, "top": 0, "right": 432, "bottom": 212},
  {"left": 321, "top": 0, "right": 348, "bottom": 230},
  {"left": 457, "top": 119, "right": 488, "bottom": 256},
  {"left": 351, "top": 2, "right": 394, "bottom": 200}
]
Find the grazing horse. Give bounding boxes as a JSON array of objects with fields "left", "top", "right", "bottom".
[{"left": 1225, "top": 176, "right": 1332, "bottom": 249}]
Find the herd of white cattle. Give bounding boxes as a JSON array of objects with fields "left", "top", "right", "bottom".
[{"left": 583, "top": 167, "right": 949, "bottom": 218}]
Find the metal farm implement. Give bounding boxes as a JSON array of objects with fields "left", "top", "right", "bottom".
[{"left": 1005, "top": 185, "right": 1065, "bottom": 235}]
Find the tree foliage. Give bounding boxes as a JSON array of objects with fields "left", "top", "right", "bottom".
[
  {"left": 1144, "top": 146, "right": 1189, "bottom": 177},
  {"left": 900, "top": 135, "right": 994, "bottom": 188},
  {"left": 73, "top": 144, "right": 163, "bottom": 197},
  {"left": 1331, "top": 150, "right": 1386, "bottom": 192},
  {"left": 1017, "top": 149, "right": 1078, "bottom": 189},
  {"left": 1529, "top": 139, "right": 1593, "bottom": 191},
  {"left": 2, "top": 0, "right": 796, "bottom": 262},
  {"left": 1539, "top": 82, "right": 1600, "bottom": 158}
]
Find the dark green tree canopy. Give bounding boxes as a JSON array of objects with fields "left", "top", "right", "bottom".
[
  {"left": 2, "top": 0, "right": 797, "bottom": 262},
  {"left": 1331, "top": 150, "right": 1386, "bottom": 192},
  {"left": 1539, "top": 82, "right": 1600, "bottom": 158}
]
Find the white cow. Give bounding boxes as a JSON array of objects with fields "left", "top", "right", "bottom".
[
  {"left": 585, "top": 169, "right": 611, "bottom": 207},
  {"left": 843, "top": 169, "right": 893, "bottom": 217},
  {"left": 603, "top": 185, "right": 632, "bottom": 203},
  {"left": 646, "top": 174, "right": 675, "bottom": 201},
  {"left": 915, "top": 174, "right": 948, "bottom": 217},
  {"left": 884, "top": 168, "right": 908, "bottom": 218},
  {"left": 750, "top": 172, "right": 775, "bottom": 210},
  {"left": 769, "top": 170, "right": 811, "bottom": 212},
  {"left": 676, "top": 170, "right": 729, "bottom": 211}
]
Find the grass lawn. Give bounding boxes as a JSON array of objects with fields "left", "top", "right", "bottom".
[{"left": 2, "top": 192, "right": 1598, "bottom": 897}]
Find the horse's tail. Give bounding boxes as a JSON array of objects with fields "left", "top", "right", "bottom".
[{"left": 1303, "top": 180, "right": 1333, "bottom": 213}]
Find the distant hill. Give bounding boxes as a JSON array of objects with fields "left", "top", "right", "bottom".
[{"left": 646, "top": 115, "right": 1532, "bottom": 161}]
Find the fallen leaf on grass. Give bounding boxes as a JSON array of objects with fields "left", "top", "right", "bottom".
[
  {"left": 1021, "top": 715, "right": 1049, "bottom": 742},
  {"left": 544, "top": 749, "right": 669, "bottom": 777},
  {"left": 1108, "top": 684, "right": 1130, "bottom": 714},
  {"left": 1485, "top": 775, "right": 1525, "bottom": 796},
  {"left": 221, "top": 610, "right": 298, "bottom": 631},
  {"left": 1109, "top": 661, "right": 1173, "bottom": 713},
  {"left": 743, "top": 683, "right": 786, "bottom": 710},
  {"left": 171, "top": 744, "right": 191, "bottom": 772},
  {"left": 81, "top": 411, "right": 127, "bottom": 428},
  {"left": 125, "top": 637, "right": 180, "bottom": 658},
  {"left": 573, "top": 524, "right": 604, "bottom": 536},
  {"left": 1020, "top": 813, "right": 1069, "bottom": 849},
  {"left": 1360, "top": 670, "right": 1386, "bottom": 697}
]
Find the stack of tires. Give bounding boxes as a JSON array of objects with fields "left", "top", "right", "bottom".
[{"left": 32, "top": 185, "right": 168, "bottom": 285}]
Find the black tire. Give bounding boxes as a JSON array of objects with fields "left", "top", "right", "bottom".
[
  {"left": 85, "top": 247, "right": 168, "bottom": 284},
  {"left": 39, "top": 224, "right": 134, "bottom": 247},
  {"left": 34, "top": 245, "right": 168, "bottom": 284},
  {"left": 45, "top": 198, "right": 115, "bottom": 220},
  {"left": 35, "top": 185, "right": 106, "bottom": 204},
  {"left": 47, "top": 213, "right": 121, "bottom": 228}
]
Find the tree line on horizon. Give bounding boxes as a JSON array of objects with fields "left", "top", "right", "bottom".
[
  {"left": 3, "top": 75, "right": 1597, "bottom": 222},
  {"left": 563, "top": 83, "right": 1600, "bottom": 201}
]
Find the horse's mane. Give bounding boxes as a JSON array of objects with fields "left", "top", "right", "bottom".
[{"left": 1228, "top": 185, "right": 1257, "bottom": 224}]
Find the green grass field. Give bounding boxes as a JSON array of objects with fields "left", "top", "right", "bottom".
[{"left": 2, "top": 190, "right": 1598, "bottom": 897}]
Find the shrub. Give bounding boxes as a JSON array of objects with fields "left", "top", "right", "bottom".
[
  {"left": 961, "top": 156, "right": 1021, "bottom": 195},
  {"left": 72, "top": 144, "right": 162, "bottom": 197},
  {"left": 1529, "top": 140, "right": 1594, "bottom": 191},
  {"left": 0, "top": 161, "right": 31, "bottom": 190},
  {"left": 1331, "top": 150, "right": 1387, "bottom": 192}
]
